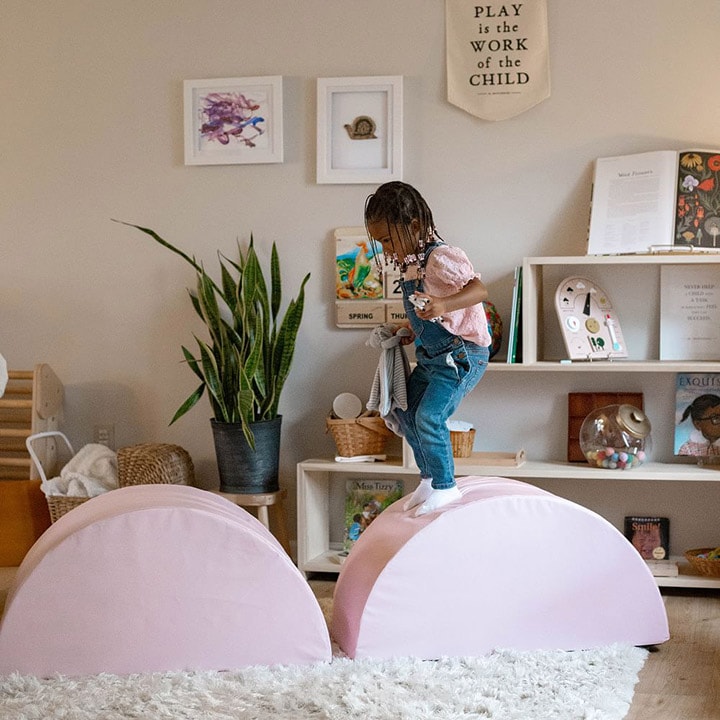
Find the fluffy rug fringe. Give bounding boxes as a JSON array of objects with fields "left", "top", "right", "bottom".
[{"left": 1, "top": 644, "right": 647, "bottom": 720}]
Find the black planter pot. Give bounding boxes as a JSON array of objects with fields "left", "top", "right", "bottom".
[{"left": 211, "top": 416, "right": 282, "bottom": 494}]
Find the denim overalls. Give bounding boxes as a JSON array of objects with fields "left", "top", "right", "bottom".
[{"left": 396, "top": 244, "right": 489, "bottom": 489}]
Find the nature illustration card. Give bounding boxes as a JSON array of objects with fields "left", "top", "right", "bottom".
[
  {"left": 335, "top": 228, "right": 384, "bottom": 300},
  {"left": 675, "top": 150, "right": 720, "bottom": 247}
]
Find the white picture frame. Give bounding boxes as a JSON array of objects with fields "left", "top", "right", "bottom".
[
  {"left": 183, "top": 76, "right": 284, "bottom": 165},
  {"left": 316, "top": 76, "right": 403, "bottom": 184}
]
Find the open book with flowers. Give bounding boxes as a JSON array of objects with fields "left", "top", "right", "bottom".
[{"left": 587, "top": 149, "right": 720, "bottom": 255}]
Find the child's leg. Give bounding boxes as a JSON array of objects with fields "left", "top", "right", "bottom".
[
  {"left": 394, "top": 365, "right": 435, "bottom": 510},
  {"left": 413, "top": 344, "right": 489, "bottom": 516}
]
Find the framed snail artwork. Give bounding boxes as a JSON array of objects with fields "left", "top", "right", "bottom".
[
  {"left": 316, "top": 76, "right": 403, "bottom": 184},
  {"left": 183, "top": 76, "right": 284, "bottom": 165}
]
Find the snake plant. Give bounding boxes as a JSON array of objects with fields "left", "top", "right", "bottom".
[{"left": 116, "top": 221, "right": 310, "bottom": 448}]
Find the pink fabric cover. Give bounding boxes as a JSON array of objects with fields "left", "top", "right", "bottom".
[
  {"left": 0, "top": 485, "right": 331, "bottom": 676},
  {"left": 332, "top": 476, "right": 669, "bottom": 659}
]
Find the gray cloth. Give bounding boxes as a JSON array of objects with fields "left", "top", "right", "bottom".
[{"left": 366, "top": 324, "right": 411, "bottom": 435}]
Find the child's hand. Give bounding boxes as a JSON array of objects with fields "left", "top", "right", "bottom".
[
  {"left": 394, "top": 323, "right": 415, "bottom": 345},
  {"left": 414, "top": 293, "right": 444, "bottom": 320}
]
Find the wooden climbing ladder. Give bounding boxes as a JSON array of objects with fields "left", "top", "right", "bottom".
[{"left": 0, "top": 364, "right": 64, "bottom": 564}]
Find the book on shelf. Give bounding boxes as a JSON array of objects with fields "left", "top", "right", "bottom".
[
  {"left": 645, "top": 559, "right": 679, "bottom": 578},
  {"left": 506, "top": 265, "right": 523, "bottom": 363},
  {"left": 624, "top": 516, "right": 670, "bottom": 561},
  {"left": 659, "top": 266, "right": 720, "bottom": 361},
  {"left": 343, "top": 479, "right": 404, "bottom": 554},
  {"left": 587, "top": 149, "right": 720, "bottom": 255},
  {"left": 674, "top": 373, "right": 720, "bottom": 457}
]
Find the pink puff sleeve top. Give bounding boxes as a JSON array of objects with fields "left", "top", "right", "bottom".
[{"left": 422, "top": 245, "right": 491, "bottom": 348}]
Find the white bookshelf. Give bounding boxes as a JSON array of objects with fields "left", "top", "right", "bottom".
[
  {"left": 297, "top": 255, "right": 720, "bottom": 589},
  {"left": 297, "top": 457, "right": 720, "bottom": 588}
]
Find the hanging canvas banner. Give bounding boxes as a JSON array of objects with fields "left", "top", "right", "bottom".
[{"left": 446, "top": 0, "right": 550, "bottom": 121}]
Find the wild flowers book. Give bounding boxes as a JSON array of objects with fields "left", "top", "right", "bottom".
[{"left": 587, "top": 149, "right": 720, "bottom": 255}]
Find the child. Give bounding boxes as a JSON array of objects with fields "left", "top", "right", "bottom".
[
  {"left": 364, "top": 181, "right": 491, "bottom": 516},
  {"left": 678, "top": 393, "right": 720, "bottom": 457}
]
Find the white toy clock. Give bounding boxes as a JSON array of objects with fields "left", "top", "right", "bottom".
[{"left": 555, "top": 276, "right": 627, "bottom": 360}]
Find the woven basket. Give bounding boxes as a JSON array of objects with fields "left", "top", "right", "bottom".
[
  {"left": 326, "top": 415, "right": 392, "bottom": 457},
  {"left": 46, "top": 495, "right": 90, "bottom": 524},
  {"left": 450, "top": 429, "right": 476, "bottom": 458},
  {"left": 118, "top": 443, "right": 195, "bottom": 487},
  {"left": 684, "top": 548, "right": 720, "bottom": 578}
]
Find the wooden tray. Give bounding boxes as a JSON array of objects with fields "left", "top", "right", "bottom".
[{"left": 455, "top": 449, "right": 526, "bottom": 467}]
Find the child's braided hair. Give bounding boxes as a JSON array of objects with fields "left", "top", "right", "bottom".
[{"left": 364, "top": 182, "right": 443, "bottom": 273}]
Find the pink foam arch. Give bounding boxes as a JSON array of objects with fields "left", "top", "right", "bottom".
[
  {"left": 0, "top": 485, "right": 331, "bottom": 676},
  {"left": 332, "top": 476, "right": 669, "bottom": 659}
]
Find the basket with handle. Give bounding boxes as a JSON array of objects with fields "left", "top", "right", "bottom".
[
  {"left": 117, "top": 443, "right": 194, "bottom": 487},
  {"left": 326, "top": 413, "right": 393, "bottom": 457},
  {"left": 25, "top": 431, "right": 89, "bottom": 523}
]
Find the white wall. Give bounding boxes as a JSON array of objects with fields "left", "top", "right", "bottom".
[{"left": 2, "top": 1, "right": 720, "bottom": 548}]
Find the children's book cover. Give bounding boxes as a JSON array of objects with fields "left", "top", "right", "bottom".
[
  {"left": 624, "top": 516, "right": 670, "bottom": 560},
  {"left": 335, "top": 229, "right": 384, "bottom": 300},
  {"left": 674, "top": 373, "right": 720, "bottom": 458},
  {"left": 343, "top": 479, "right": 403, "bottom": 553}
]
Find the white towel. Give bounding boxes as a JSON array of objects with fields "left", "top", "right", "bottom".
[
  {"left": 447, "top": 420, "right": 474, "bottom": 432},
  {"left": 42, "top": 443, "right": 118, "bottom": 497}
]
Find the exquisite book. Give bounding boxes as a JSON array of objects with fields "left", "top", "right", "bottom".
[
  {"left": 343, "top": 479, "right": 404, "bottom": 553},
  {"left": 624, "top": 516, "right": 670, "bottom": 561},
  {"left": 587, "top": 149, "right": 720, "bottom": 255},
  {"left": 674, "top": 373, "right": 720, "bottom": 457}
]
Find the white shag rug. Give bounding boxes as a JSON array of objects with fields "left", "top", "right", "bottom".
[{"left": 1, "top": 644, "right": 646, "bottom": 720}]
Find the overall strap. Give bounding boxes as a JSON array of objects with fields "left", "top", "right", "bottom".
[{"left": 413, "top": 241, "right": 444, "bottom": 292}]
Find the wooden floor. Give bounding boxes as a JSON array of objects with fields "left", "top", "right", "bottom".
[
  {"left": 624, "top": 588, "right": 720, "bottom": 720},
  {"left": 1, "top": 568, "right": 717, "bottom": 718}
]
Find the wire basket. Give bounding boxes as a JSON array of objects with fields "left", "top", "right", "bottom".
[
  {"left": 326, "top": 414, "right": 393, "bottom": 457},
  {"left": 450, "top": 429, "right": 476, "bottom": 458},
  {"left": 25, "top": 431, "right": 89, "bottom": 523},
  {"left": 684, "top": 548, "right": 720, "bottom": 577},
  {"left": 117, "top": 443, "right": 195, "bottom": 487}
]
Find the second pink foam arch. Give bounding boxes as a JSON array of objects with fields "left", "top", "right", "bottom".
[{"left": 332, "top": 476, "right": 669, "bottom": 659}]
